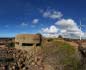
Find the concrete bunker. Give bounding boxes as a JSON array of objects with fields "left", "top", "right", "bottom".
[{"left": 15, "top": 34, "right": 42, "bottom": 49}]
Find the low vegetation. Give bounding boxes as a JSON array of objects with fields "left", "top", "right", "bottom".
[
  {"left": 42, "top": 40, "right": 81, "bottom": 70},
  {"left": 7, "top": 42, "right": 15, "bottom": 48}
]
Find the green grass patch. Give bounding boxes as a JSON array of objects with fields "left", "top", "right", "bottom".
[{"left": 42, "top": 40, "right": 80, "bottom": 70}]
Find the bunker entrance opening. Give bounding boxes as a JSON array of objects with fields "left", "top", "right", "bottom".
[
  {"left": 22, "top": 43, "right": 34, "bottom": 46},
  {"left": 36, "top": 43, "right": 41, "bottom": 46}
]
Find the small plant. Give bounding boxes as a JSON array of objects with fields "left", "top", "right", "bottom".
[{"left": 7, "top": 42, "right": 15, "bottom": 48}]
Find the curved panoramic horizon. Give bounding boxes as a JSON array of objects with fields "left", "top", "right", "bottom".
[{"left": 0, "top": 0, "right": 86, "bottom": 39}]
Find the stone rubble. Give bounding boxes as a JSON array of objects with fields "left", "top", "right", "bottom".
[{"left": 0, "top": 47, "right": 45, "bottom": 70}]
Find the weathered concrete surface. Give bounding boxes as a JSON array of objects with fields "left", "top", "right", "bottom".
[{"left": 15, "top": 34, "right": 42, "bottom": 49}]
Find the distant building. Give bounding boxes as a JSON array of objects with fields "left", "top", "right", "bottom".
[{"left": 15, "top": 34, "right": 42, "bottom": 50}]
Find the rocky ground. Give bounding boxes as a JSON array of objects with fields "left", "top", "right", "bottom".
[
  {"left": 0, "top": 47, "right": 45, "bottom": 70},
  {"left": 0, "top": 40, "right": 86, "bottom": 70}
]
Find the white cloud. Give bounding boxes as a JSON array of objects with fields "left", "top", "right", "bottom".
[
  {"left": 55, "top": 19, "right": 78, "bottom": 29},
  {"left": 32, "top": 19, "right": 39, "bottom": 24},
  {"left": 41, "top": 19, "right": 86, "bottom": 39},
  {"left": 43, "top": 33, "right": 59, "bottom": 38},
  {"left": 21, "top": 22, "right": 28, "bottom": 27},
  {"left": 40, "top": 9, "right": 86, "bottom": 38},
  {"left": 42, "top": 25, "right": 59, "bottom": 38},
  {"left": 42, "top": 25, "right": 58, "bottom": 34},
  {"left": 55, "top": 19, "right": 85, "bottom": 39},
  {"left": 43, "top": 10, "right": 63, "bottom": 19}
]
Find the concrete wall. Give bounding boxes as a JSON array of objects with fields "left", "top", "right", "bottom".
[{"left": 15, "top": 34, "right": 42, "bottom": 49}]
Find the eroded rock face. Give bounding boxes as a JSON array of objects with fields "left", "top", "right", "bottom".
[
  {"left": 0, "top": 47, "right": 45, "bottom": 70},
  {"left": 78, "top": 44, "right": 86, "bottom": 70}
]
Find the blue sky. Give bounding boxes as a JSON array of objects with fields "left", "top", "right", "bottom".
[{"left": 0, "top": 0, "right": 86, "bottom": 38}]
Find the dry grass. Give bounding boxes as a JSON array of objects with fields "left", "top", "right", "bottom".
[{"left": 41, "top": 40, "right": 80, "bottom": 70}]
